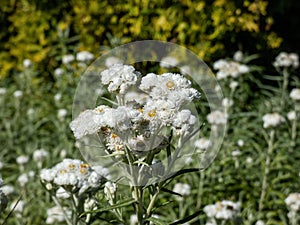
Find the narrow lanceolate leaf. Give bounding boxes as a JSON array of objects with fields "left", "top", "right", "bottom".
[
  {"left": 169, "top": 209, "right": 203, "bottom": 225},
  {"left": 164, "top": 168, "right": 202, "bottom": 182},
  {"left": 146, "top": 217, "right": 169, "bottom": 225},
  {"left": 160, "top": 187, "right": 182, "bottom": 197},
  {"left": 81, "top": 198, "right": 136, "bottom": 215}
]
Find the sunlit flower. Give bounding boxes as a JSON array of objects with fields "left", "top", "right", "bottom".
[
  {"left": 1, "top": 185, "right": 14, "bottom": 195},
  {"left": 173, "top": 183, "right": 191, "bottom": 197},
  {"left": 287, "top": 111, "right": 297, "bottom": 121},
  {"left": 204, "top": 200, "right": 240, "bottom": 220},
  {"left": 16, "top": 155, "right": 29, "bottom": 165},
  {"left": 13, "top": 90, "right": 23, "bottom": 98},
  {"left": 213, "top": 59, "right": 249, "bottom": 79},
  {"left": 255, "top": 220, "right": 265, "bottom": 225},
  {"left": 62, "top": 54, "right": 75, "bottom": 64},
  {"left": 160, "top": 56, "right": 178, "bottom": 68},
  {"left": 17, "top": 173, "right": 29, "bottom": 187},
  {"left": 57, "top": 109, "right": 68, "bottom": 120},
  {"left": 195, "top": 138, "right": 211, "bottom": 150},
  {"left": 10, "top": 200, "right": 24, "bottom": 217},
  {"left": 33, "top": 149, "right": 48, "bottom": 162},
  {"left": 56, "top": 187, "right": 70, "bottom": 199},
  {"left": 207, "top": 110, "right": 228, "bottom": 125},
  {"left": 222, "top": 98, "right": 234, "bottom": 108},
  {"left": 273, "top": 52, "right": 299, "bottom": 69},
  {"left": 46, "top": 206, "right": 71, "bottom": 224},
  {"left": 229, "top": 81, "right": 239, "bottom": 90},
  {"left": 237, "top": 139, "right": 244, "bottom": 147},
  {"left": 105, "top": 56, "right": 123, "bottom": 68},
  {"left": 231, "top": 150, "right": 241, "bottom": 157},
  {"left": 0, "top": 87, "right": 6, "bottom": 95},
  {"left": 262, "top": 113, "right": 285, "bottom": 128},
  {"left": 290, "top": 88, "right": 300, "bottom": 101},
  {"left": 233, "top": 51, "right": 244, "bottom": 62},
  {"left": 23, "top": 59, "right": 32, "bottom": 68},
  {"left": 180, "top": 65, "right": 191, "bottom": 75},
  {"left": 76, "top": 51, "right": 94, "bottom": 62},
  {"left": 54, "top": 68, "right": 64, "bottom": 76},
  {"left": 285, "top": 193, "right": 300, "bottom": 211}
]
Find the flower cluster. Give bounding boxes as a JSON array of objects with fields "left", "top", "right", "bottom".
[
  {"left": 204, "top": 200, "right": 240, "bottom": 222},
  {"left": 70, "top": 64, "right": 200, "bottom": 158},
  {"left": 285, "top": 193, "right": 300, "bottom": 223},
  {"left": 262, "top": 113, "right": 285, "bottom": 129},
  {"left": 40, "top": 158, "right": 108, "bottom": 196},
  {"left": 213, "top": 59, "right": 249, "bottom": 80},
  {"left": 273, "top": 52, "right": 299, "bottom": 69}
]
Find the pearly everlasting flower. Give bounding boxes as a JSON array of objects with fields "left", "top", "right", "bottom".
[
  {"left": 229, "top": 81, "right": 239, "bottom": 90},
  {"left": 222, "top": 98, "right": 234, "bottom": 108},
  {"left": 204, "top": 200, "right": 240, "bottom": 220},
  {"left": 237, "top": 139, "right": 244, "bottom": 147},
  {"left": 27, "top": 108, "right": 35, "bottom": 117},
  {"left": 17, "top": 173, "right": 29, "bottom": 186},
  {"left": 57, "top": 109, "right": 68, "bottom": 120},
  {"left": 54, "top": 68, "right": 64, "bottom": 77},
  {"left": 105, "top": 56, "right": 123, "bottom": 68},
  {"left": 62, "top": 54, "right": 75, "bottom": 64},
  {"left": 287, "top": 111, "right": 297, "bottom": 121},
  {"left": 195, "top": 138, "right": 211, "bottom": 150},
  {"left": 16, "top": 155, "right": 29, "bottom": 165},
  {"left": 285, "top": 193, "right": 300, "bottom": 211},
  {"left": 46, "top": 206, "right": 71, "bottom": 224},
  {"left": 173, "top": 183, "right": 191, "bottom": 197},
  {"left": 84, "top": 198, "right": 97, "bottom": 211},
  {"left": 54, "top": 93, "right": 62, "bottom": 102},
  {"left": 130, "top": 214, "right": 138, "bottom": 225},
  {"left": 13, "top": 90, "right": 23, "bottom": 98},
  {"left": 290, "top": 88, "right": 300, "bottom": 101},
  {"left": 255, "top": 220, "right": 265, "bottom": 225},
  {"left": 213, "top": 59, "right": 249, "bottom": 80},
  {"left": 104, "top": 181, "right": 117, "bottom": 196},
  {"left": 1, "top": 185, "right": 14, "bottom": 195},
  {"left": 10, "top": 200, "right": 24, "bottom": 216},
  {"left": 231, "top": 150, "right": 241, "bottom": 157},
  {"left": 273, "top": 52, "right": 299, "bottom": 69},
  {"left": 40, "top": 158, "right": 106, "bottom": 196},
  {"left": 101, "top": 64, "right": 140, "bottom": 94},
  {"left": 207, "top": 110, "right": 228, "bottom": 125},
  {"left": 76, "top": 51, "right": 94, "bottom": 62},
  {"left": 233, "top": 51, "right": 244, "bottom": 62},
  {"left": 180, "top": 65, "right": 191, "bottom": 75},
  {"left": 56, "top": 187, "right": 71, "bottom": 199},
  {"left": 23, "top": 59, "right": 32, "bottom": 68},
  {"left": 0, "top": 87, "right": 7, "bottom": 95},
  {"left": 60, "top": 149, "right": 67, "bottom": 158},
  {"left": 246, "top": 157, "right": 253, "bottom": 164},
  {"left": 33, "top": 148, "right": 48, "bottom": 162},
  {"left": 160, "top": 56, "right": 178, "bottom": 68},
  {"left": 172, "top": 109, "right": 197, "bottom": 136},
  {"left": 262, "top": 113, "right": 285, "bottom": 129}
]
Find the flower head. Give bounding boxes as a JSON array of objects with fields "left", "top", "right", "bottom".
[
  {"left": 290, "top": 88, "right": 300, "bottom": 101},
  {"left": 76, "top": 51, "right": 94, "bottom": 62},
  {"left": 273, "top": 52, "right": 299, "bottom": 69},
  {"left": 213, "top": 59, "right": 249, "bottom": 80},
  {"left": 262, "top": 113, "right": 285, "bottom": 128},
  {"left": 160, "top": 56, "right": 178, "bottom": 68}
]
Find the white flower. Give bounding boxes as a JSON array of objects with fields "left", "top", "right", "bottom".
[
  {"left": 54, "top": 93, "right": 62, "bottom": 102},
  {"left": 23, "top": 59, "right": 32, "bottom": 68},
  {"left": 105, "top": 56, "right": 123, "bottom": 68},
  {"left": 17, "top": 173, "right": 29, "bottom": 186},
  {"left": 231, "top": 150, "right": 241, "bottom": 157},
  {"left": 287, "top": 111, "right": 297, "bottom": 121},
  {"left": 172, "top": 109, "right": 197, "bottom": 136},
  {"left": 213, "top": 59, "right": 249, "bottom": 79},
  {"left": 285, "top": 193, "right": 300, "bottom": 211},
  {"left": 60, "top": 149, "right": 67, "bottom": 158},
  {"left": 10, "top": 200, "right": 24, "bottom": 215},
  {"left": 46, "top": 206, "right": 71, "bottom": 224},
  {"left": 56, "top": 187, "right": 70, "bottom": 199},
  {"left": 255, "top": 220, "right": 265, "bottom": 225},
  {"left": 62, "top": 54, "right": 75, "bottom": 64},
  {"left": 54, "top": 68, "right": 64, "bottom": 76},
  {"left": 130, "top": 214, "right": 138, "bottom": 225},
  {"left": 262, "top": 113, "right": 285, "bottom": 128},
  {"left": 229, "top": 81, "right": 239, "bottom": 90},
  {"left": 33, "top": 149, "right": 48, "bottom": 162},
  {"left": 173, "top": 183, "right": 191, "bottom": 197},
  {"left": 273, "top": 52, "right": 299, "bottom": 69},
  {"left": 246, "top": 157, "right": 253, "bottom": 164},
  {"left": 180, "top": 65, "right": 191, "bottom": 75},
  {"left": 76, "top": 51, "right": 94, "bottom": 62},
  {"left": 84, "top": 198, "right": 97, "bottom": 211},
  {"left": 233, "top": 51, "right": 244, "bottom": 62},
  {"left": 160, "top": 56, "right": 178, "bottom": 68},
  {"left": 0, "top": 87, "right": 7, "bottom": 95},
  {"left": 222, "top": 98, "right": 234, "bottom": 108},
  {"left": 57, "top": 109, "right": 68, "bottom": 120},
  {"left": 1, "top": 185, "right": 14, "bottom": 195},
  {"left": 13, "top": 90, "right": 23, "bottom": 98},
  {"left": 204, "top": 204, "right": 217, "bottom": 218},
  {"left": 237, "top": 139, "right": 244, "bottom": 147},
  {"left": 27, "top": 108, "right": 35, "bottom": 117},
  {"left": 290, "top": 88, "right": 300, "bottom": 100},
  {"left": 207, "top": 110, "right": 228, "bottom": 125},
  {"left": 16, "top": 155, "right": 29, "bottom": 165},
  {"left": 101, "top": 64, "right": 140, "bottom": 94},
  {"left": 204, "top": 200, "right": 240, "bottom": 220},
  {"left": 195, "top": 138, "right": 211, "bottom": 150}
]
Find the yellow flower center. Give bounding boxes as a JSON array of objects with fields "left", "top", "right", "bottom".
[
  {"left": 111, "top": 133, "right": 118, "bottom": 139},
  {"left": 166, "top": 80, "right": 175, "bottom": 89},
  {"left": 68, "top": 164, "right": 75, "bottom": 169},
  {"left": 148, "top": 109, "right": 156, "bottom": 117}
]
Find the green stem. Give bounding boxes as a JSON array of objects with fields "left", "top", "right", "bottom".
[
  {"left": 259, "top": 129, "right": 275, "bottom": 213},
  {"left": 196, "top": 172, "right": 205, "bottom": 209},
  {"left": 146, "top": 187, "right": 160, "bottom": 216}
]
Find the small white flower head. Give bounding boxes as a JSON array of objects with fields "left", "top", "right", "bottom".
[
  {"left": 287, "top": 111, "right": 297, "bottom": 121},
  {"left": 16, "top": 155, "right": 29, "bottom": 165},
  {"left": 285, "top": 193, "right": 300, "bottom": 211},
  {"left": 46, "top": 206, "right": 71, "bottom": 224},
  {"left": 273, "top": 52, "right": 299, "bottom": 69},
  {"left": 105, "top": 56, "right": 123, "bottom": 68},
  {"left": 229, "top": 81, "right": 239, "bottom": 90},
  {"left": 10, "top": 200, "right": 24, "bottom": 217},
  {"left": 231, "top": 150, "right": 241, "bottom": 157},
  {"left": 17, "top": 173, "right": 29, "bottom": 187},
  {"left": 56, "top": 187, "right": 71, "bottom": 199},
  {"left": 84, "top": 198, "right": 97, "bottom": 211},
  {"left": 160, "top": 56, "right": 178, "bottom": 68},
  {"left": 62, "top": 54, "right": 75, "bottom": 64},
  {"left": 233, "top": 51, "right": 244, "bottom": 62},
  {"left": 180, "top": 65, "right": 191, "bottom": 75},
  {"left": 13, "top": 90, "right": 23, "bottom": 98},
  {"left": 203, "top": 204, "right": 217, "bottom": 218},
  {"left": 1, "top": 185, "right": 15, "bottom": 195},
  {"left": 290, "top": 88, "right": 300, "bottom": 101},
  {"left": 195, "top": 138, "right": 211, "bottom": 150},
  {"left": 204, "top": 200, "right": 240, "bottom": 220},
  {"left": 33, "top": 148, "right": 48, "bottom": 162},
  {"left": 172, "top": 109, "right": 197, "bottom": 136},
  {"left": 0, "top": 87, "right": 7, "bottom": 95},
  {"left": 222, "top": 98, "right": 234, "bottom": 108},
  {"left": 57, "top": 108, "right": 68, "bottom": 120},
  {"left": 214, "top": 59, "right": 249, "bottom": 80},
  {"left": 255, "top": 220, "right": 265, "bottom": 225},
  {"left": 54, "top": 93, "right": 62, "bottom": 102},
  {"left": 54, "top": 68, "right": 64, "bottom": 77},
  {"left": 60, "top": 149, "right": 67, "bottom": 158},
  {"left": 0, "top": 161, "right": 3, "bottom": 169},
  {"left": 27, "top": 108, "right": 35, "bottom": 117},
  {"left": 130, "top": 214, "right": 138, "bottom": 225},
  {"left": 237, "top": 139, "right": 244, "bottom": 147},
  {"left": 246, "top": 157, "right": 253, "bottom": 164},
  {"left": 104, "top": 181, "right": 117, "bottom": 196},
  {"left": 76, "top": 51, "right": 94, "bottom": 62},
  {"left": 23, "top": 59, "right": 32, "bottom": 68},
  {"left": 207, "top": 110, "right": 228, "bottom": 125},
  {"left": 101, "top": 64, "right": 140, "bottom": 94},
  {"left": 262, "top": 112, "right": 285, "bottom": 128},
  {"left": 173, "top": 183, "right": 191, "bottom": 197}
]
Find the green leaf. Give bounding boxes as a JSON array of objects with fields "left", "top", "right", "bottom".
[
  {"left": 169, "top": 209, "right": 202, "bottom": 225},
  {"left": 161, "top": 187, "right": 182, "bottom": 197},
  {"left": 82, "top": 198, "right": 136, "bottom": 215}
]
